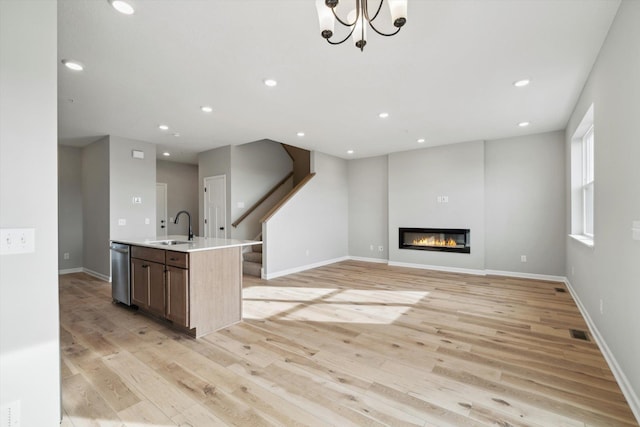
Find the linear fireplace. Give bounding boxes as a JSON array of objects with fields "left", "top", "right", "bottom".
[{"left": 399, "top": 228, "right": 470, "bottom": 253}]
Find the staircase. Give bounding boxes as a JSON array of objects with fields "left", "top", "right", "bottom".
[{"left": 242, "top": 242, "right": 262, "bottom": 277}]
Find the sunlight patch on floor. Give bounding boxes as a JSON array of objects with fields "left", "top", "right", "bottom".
[{"left": 243, "top": 286, "right": 429, "bottom": 324}]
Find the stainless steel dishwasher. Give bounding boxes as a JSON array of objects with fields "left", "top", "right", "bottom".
[{"left": 110, "top": 242, "right": 131, "bottom": 305}]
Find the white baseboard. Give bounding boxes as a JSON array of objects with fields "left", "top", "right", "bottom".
[
  {"left": 264, "top": 256, "right": 350, "bottom": 280},
  {"left": 348, "top": 256, "right": 388, "bottom": 264},
  {"left": 388, "top": 261, "right": 486, "bottom": 276},
  {"left": 485, "top": 269, "right": 566, "bottom": 282},
  {"left": 564, "top": 278, "right": 640, "bottom": 423},
  {"left": 82, "top": 268, "right": 111, "bottom": 282},
  {"left": 58, "top": 267, "right": 83, "bottom": 275}
]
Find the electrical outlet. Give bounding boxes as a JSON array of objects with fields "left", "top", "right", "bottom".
[
  {"left": 144, "top": 218, "right": 150, "bottom": 225},
  {"left": 520, "top": 255, "right": 527, "bottom": 262},
  {"left": 305, "top": 249, "right": 309, "bottom": 256},
  {"left": 369, "top": 244, "right": 374, "bottom": 251},
  {"left": 63, "top": 252, "right": 70, "bottom": 260},
  {"left": 118, "top": 219, "right": 126, "bottom": 226},
  {"left": 600, "top": 299, "right": 604, "bottom": 314},
  {"left": 378, "top": 245, "right": 384, "bottom": 252},
  {"left": 132, "top": 196, "right": 142, "bottom": 204},
  {"left": 571, "top": 265, "right": 575, "bottom": 276},
  {"left": 1, "top": 400, "right": 21, "bottom": 427}
]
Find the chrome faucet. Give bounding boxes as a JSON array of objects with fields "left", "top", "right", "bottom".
[{"left": 174, "top": 210, "right": 194, "bottom": 240}]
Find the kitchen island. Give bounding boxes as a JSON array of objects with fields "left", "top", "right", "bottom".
[{"left": 111, "top": 235, "right": 260, "bottom": 338}]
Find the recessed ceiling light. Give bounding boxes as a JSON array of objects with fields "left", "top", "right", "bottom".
[
  {"left": 347, "top": 150, "right": 354, "bottom": 154},
  {"left": 518, "top": 121, "right": 530, "bottom": 127},
  {"left": 417, "top": 138, "right": 425, "bottom": 143},
  {"left": 158, "top": 124, "right": 169, "bottom": 131},
  {"left": 513, "top": 79, "right": 531, "bottom": 87},
  {"left": 62, "top": 59, "right": 84, "bottom": 71},
  {"left": 263, "top": 78, "right": 277, "bottom": 87},
  {"left": 378, "top": 112, "right": 389, "bottom": 119},
  {"left": 200, "top": 106, "right": 213, "bottom": 113},
  {"left": 162, "top": 152, "right": 170, "bottom": 157},
  {"left": 173, "top": 132, "right": 180, "bottom": 137},
  {"left": 109, "top": 0, "right": 135, "bottom": 15},
  {"left": 297, "top": 132, "right": 305, "bottom": 137}
]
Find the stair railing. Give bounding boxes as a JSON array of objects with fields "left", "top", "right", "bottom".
[{"left": 232, "top": 171, "right": 294, "bottom": 228}]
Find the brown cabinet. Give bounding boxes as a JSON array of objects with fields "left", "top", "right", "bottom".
[
  {"left": 131, "top": 257, "right": 165, "bottom": 317},
  {"left": 166, "top": 265, "right": 189, "bottom": 327},
  {"left": 131, "top": 246, "right": 189, "bottom": 328}
]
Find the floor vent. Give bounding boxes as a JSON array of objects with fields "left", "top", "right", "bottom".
[
  {"left": 570, "top": 329, "right": 589, "bottom": 341},
  {"left": 555, "top": 287, "right": 566, "bottom": 293}
]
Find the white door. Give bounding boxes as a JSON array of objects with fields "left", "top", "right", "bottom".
[
  {"left": 156, "top": 183, "right": 168, "bottom": 237},
  {"left": 204, "top": 175, "right": 226, "bottom": 239}
]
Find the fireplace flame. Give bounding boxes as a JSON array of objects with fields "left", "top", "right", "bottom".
[{"left": 412, "top": 236, "right": 457, "bottom": 247}]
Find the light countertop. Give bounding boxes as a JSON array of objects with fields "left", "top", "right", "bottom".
[{"left": 111, "top": 235, "right": 261, "bottom": 253}]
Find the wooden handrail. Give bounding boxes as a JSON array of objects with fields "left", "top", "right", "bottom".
[
  {"left": 232, "top": 171, "right": 294, "bottom": 228},
  {"left": 260, "top": 173, "right": 316, "bottom": 223}
]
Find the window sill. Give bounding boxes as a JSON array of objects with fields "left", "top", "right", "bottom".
[{"left": 569, "top": 234, "right": 594, "bottom": 248}]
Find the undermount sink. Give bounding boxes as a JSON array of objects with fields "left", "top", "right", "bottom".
[{"left": 149, "top": 240, "right": 191, "bottom": 246}]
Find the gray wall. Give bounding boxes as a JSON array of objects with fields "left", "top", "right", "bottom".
[
  {"left": 565, "top": 0, "right": 640, "bottom": 410},
  {"left": 388, "top": 141, "right": 486, "bottom": 271},
  {"left": 157, "top": 160, "right": 199, "bottom": 236},
  {"left": 58, "top": 145, "right": 84, "bottom": 270},
  {"left": 198, "top": 145, "right": 231, "bottom": 235},
  {"left": 264, "top": 152, "right": 349, "bottom": 277},
  {"left": 348, "top": 156, "right": 388, "bottom": 260},
  {"left": 0, "top": 1, "right": 61, "bottom": 424},
  {"left": 109, "top": 136, "right": 156, "bottom": 241},
  {"left": 82, "top": 137, "right": 111, "bottom": 278},
  {"left": 485, "top": 131, "right": 566, "bottom": 276},
  {"left": 231, "top": 141, "right": 292, "bottom": 240}
]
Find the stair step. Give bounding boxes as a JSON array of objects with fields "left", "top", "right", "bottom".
[
  {"left": 253, "top": 244, "right": 263, "bottom": 253},
  {"left": 243, "top": 251, "right": 263, "bottom": 263},
  {"left": 243, "top": 261, "right": 262, "bottom": 277}
]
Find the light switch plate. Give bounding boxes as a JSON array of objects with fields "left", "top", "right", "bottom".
[
  {"left": 1, "top": 400, "right": 21, "bottom": 426},
  {"left": 0, "top": 228, "right": 35, "bottom": 255}
]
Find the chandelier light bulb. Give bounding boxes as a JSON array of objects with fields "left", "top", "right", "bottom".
[
  {"left": 388, "top": 0, "right": 408, "bottom": 27},
  {"left": 315, "top": 0, "right": 335, "bottom": 39}
]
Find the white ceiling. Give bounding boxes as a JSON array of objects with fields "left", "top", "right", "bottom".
[{"left": 58, "top": 0, "right": 620, "bottom": 163}]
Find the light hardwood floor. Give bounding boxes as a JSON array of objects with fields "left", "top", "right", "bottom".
[{"left": 60, "top": 261, "right": 638, "bottom": 426}]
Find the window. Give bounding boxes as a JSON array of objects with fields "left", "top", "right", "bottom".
[
  {"left": 570, "top": 104, "right": 594, "bottom": 246},
  {"left": 582, "top": 125, "right": 594, "bottom": 237}
]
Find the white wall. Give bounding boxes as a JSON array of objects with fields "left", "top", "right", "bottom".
[
  {"left": 485, "top": 131, "right": 566, "bottom": 276},
  {"left": 157, "top": 160, "right": 199, "bottom": 236},
  {"left": 263, "top": 152, "right": 349, "bottom": 278},
  {"left": 0, "top": 1, "right": 61, "bottom": 425},
  {"left": 565, "top": 0, "right": 640, "bottom": 416},
  {"left": 82, "top": 137, "right": 111, "bottom": 278},
  {"left": 230, "top": 140, "right": 292, "bottom": 240},
  {"left": 388, "top": 141, "right": 486, "bottom": 271},
  {"left": 109, "top": 136, "right": 156, "bottom": 241},
  {"left": 58, "top": 145, "right": 84, "bottom": 271},
  {"left": 348, "top": 156, "right": 388, "bottom": 260}
]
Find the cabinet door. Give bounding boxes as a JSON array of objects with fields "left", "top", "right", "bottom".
[
  {"left": 166, "top": 265, "right": 189, "bottom": 327},
  {"left": 131, "top": 258, "right": 149, "bottom": 308},
  {"left": 147, "top": 261, "right": 166, "bottom": 317}
]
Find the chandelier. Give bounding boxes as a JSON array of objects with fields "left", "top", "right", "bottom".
[{"left": 315, "top": 0, "right": 408, "bottom": 52}]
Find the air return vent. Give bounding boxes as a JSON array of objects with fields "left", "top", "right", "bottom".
[{"left": 570, "top": 329, "right": 589, "bottom": 341}]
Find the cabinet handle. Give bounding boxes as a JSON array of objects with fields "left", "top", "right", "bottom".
[
  {"left": 170, "top": 257, "right": 177, "bottom": 261},
  {"left": 142, "top": 264, "right": 149, "bottom": 268}
]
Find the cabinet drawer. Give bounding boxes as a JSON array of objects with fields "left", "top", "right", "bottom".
[
  {"left": 132, "top": 246, "right": 165, "bottom": 263},
  {"left": 166, "top": 250, "right": 188, "bottom": 268}
]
